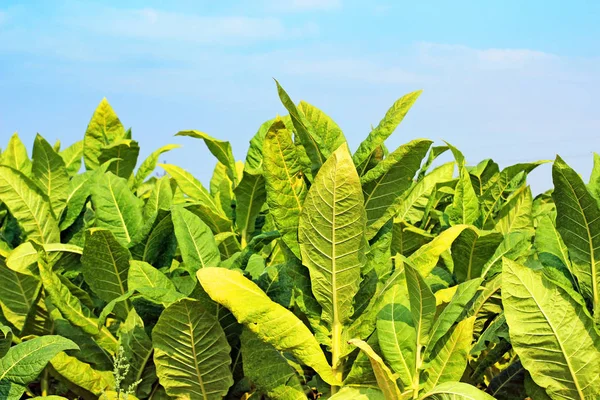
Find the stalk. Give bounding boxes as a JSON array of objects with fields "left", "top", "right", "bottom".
[{"left": 330, "top": 321, "right": 343, "bottom": 394}]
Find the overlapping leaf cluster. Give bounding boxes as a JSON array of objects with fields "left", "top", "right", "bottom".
[{"left": 0, "top": 85, "right": 599, "bottom": 400}]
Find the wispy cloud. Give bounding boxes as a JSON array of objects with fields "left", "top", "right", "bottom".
[
  {"left": 68, "top": 8, "right": 318, "bottom": 44},
  {"left": 269, "top": 0, "right": 342, "bottom": 12}
]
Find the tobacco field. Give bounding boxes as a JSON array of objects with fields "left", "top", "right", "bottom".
[{"left": 0, "top": 82, "right": 599, "bottom": 400}]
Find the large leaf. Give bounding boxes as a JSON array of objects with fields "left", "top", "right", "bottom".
[
  {"left": 535, "top": 214, "right": 572, "bottom": 274},
  {"left": 132, "top": 144, "right": 179, "bottom": 190},
  {"left": 552, "top": 155, "right": 600, "bottom": 319},
  {"left": 92, "top": 172, "right": 144, "bottom": 245},
  {"left": 494, "top": 185, "right": 533, "bottom": 234},
  {"left": 83, "top": 98, "right": 126, "bottom": 170},
  {"left": 81, "top": 229, "right": 131, "bottom": 317},
  {"left": 407, "top": 225, "right": 469, "bottom": 277},
  {"left": 98, "top": 139, "right": 140, "bottom": 178},
  {"left": 32, "top": 134, "right": 69, "bottom": 217},
  {"left": 263, "top": 118, "right": 307, "bottom": 258},
  {"left": 49, "top": 352, "right": 114, "bottom": 395},
  {"left": 298, "top": 144, "right": 366, "bottom": 363},
  {"left": 446, "top": 166, "right": 480, "bottom": 226},
  {"left": 128, "top": 260, "right": 185, "bottom": 306},
  {"left": 172, "top": 206, "right": 220, "bottom": 273},
  {"left": 143, "top": 176, "right": 173, "bottom": 220},
  {"left": 353, "top": 90, "right": 422, "bottom": 174},
  {"left": 405, "top": 264, "right": 436, "bottom": 359},
  {"left": 197, "top": 267, "right": 337, "bottom": 385},
  {"left": 0, "top": 133, "right": 32, "bottom": 175},
  {"left": 234, "top": 171, "right": 266, "bottom": 246},
  {"left": 0, "top": 165, "right": 60, "bottom": 243},
  {"left": 153, "top": 298, "right": 233, "bottom": 399},
  {"left": 0, "top": 336, "right": 77, "bottom": 387},
  {"left": 362, "top": 139, "right": 432, "bottom": 239},
  {"left": 502, "top": 259, "right": 600, "bottom": 399}
]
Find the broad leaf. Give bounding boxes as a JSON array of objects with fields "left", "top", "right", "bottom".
[
  {"left": 98, "top": 139, "right": 140, "bottom": 178},
  {"left": 172, "top": 206, "right": 220, "bottom": 273},
  {"left": 59, "top": 140, "right": 83, "bottom": 176},
  {"left": 494, "top": 185, "right": 533, "bottom": 234},
  {"left": 446, "top": 166, "right": 480, "bottom": 226},
  {"left": 32, "top": 134, "right": 69, "bottom": 216},
  {"left": 451, "top": 228, "right": 503, "bottom": 282},
  {"left": 0, "top": 133, "right": 32, "bottom": 175},
  {"left": 234, "top": 171, "right": 266, "bottom": 245},
  {"left": 160, "top": 163, "right": 223, "bottom": 214},
  {"left": 83, "top": 98, "right": 126, "bottom": 170},
  {"left": 503, "top": 259, "right": 600, "bottom": 399},
  {"left": 132, "top": 144, "right": 179, "bottom": 190},
  {"left": 153, "top": 298, "right": 233, "bottom": 399},
  {"left": 349, "top": 338, "right": 403, "bottom": 399},
  {"left": 0, "top": 260, "right": 40, "bottom": 332},
  {"left": 298, "top": 100, "right": 346, "bottom": 159}
]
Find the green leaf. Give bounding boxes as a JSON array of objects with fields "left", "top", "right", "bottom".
[
  {"left": 494, "top": 185, "right": 533, "bottom": 234},
  {"left": 245, "top": 119, "right": 273, "bottom": 174},
  {"left": 176, "top": 130, "right": 237, "bottom": 182},
  {"left": 362, "top": 139, "right": 432, "bottom": 239},
  {"left": 330, "top": 386, "right": 386, "bottom": 399},
  {"left": 552, "top": 155, "right": 600, "bottom": 320},
  {"left": 59, "top": 140, "right": 83, "bottom": 176},
  {"left": 0, "top": 335, "right": 77, "bottom": 385},
  {"left": 263, "top": 118, "right": 308, "bottom": 258},
  {"left": 299, "top": 144, "right": 366, "bottom": 360},
  {"left": 131, "top": 210, "right": 177, "bottom": 268},
  {"left": 421, "top": 382, "right": 495, "bottom": 399},
  {"left": 59, "top": 170, "right": 96, "bottom": 230},
  {"left": 353, "top": 90, "right": 422, "bottom": 174},
  {"left": 376, "top": 284, "right": 416, "bottom": 389},
  {"left": 451, "top": 228, "right": 503, "bottom": 282},
  {"left": 153, "top": 298, "right": 233, "bottom": 399},
  {"left": 128, "top": 260, "right": 184, "bottom": 306},
  {"left": 172, "top": 206, "right": 220, "bottom": 273},
  {"left": 32, "top": 134, "right": 70, "bottom": 217},
  {"left": 83, "top": 98, "right": 126, "bottom": 170},
  {"left": 502, "top": 259, "right": 600, "bottom": 400},
  {"left": 234, "top": 171, "right": 266, "bottom": 245},
  {"left": 405, "top": 263, "right": 436, "bottom": 357},
  {"left": 240, "top": 328, "right": 306, "bottom": 399},
  {"left": 396, "top": 162, "right": 455, "bottom": 224},
  {"left": 0, "top": 165, "right": 60, "bottom": 243},
  {"left": 92, "top": 172, "right": 144, "bottom": 245},
  {"left": 49, "top": 352, "right": 114, "bottom": 395},
  {"left": 160, "top": 163, "right": 223, "bottom": 214},
  {"left": 391, "top": 221, "right": 434, "bottom": 258},
  {"left": 349, "top": 338, "right": 403, "bottom": 398},
  {"left": 98, "top": 139, "right": 140, "bottom": 178},
  {"left": 0, "top": 260, "right": 40, "bottom": 332},
  {"left": 446, "top": 166, "right": 480, "bottom": 226},
  {"left": 535, "top": 214, "right": 573, "bottom": 274},
  {"left": 422, "top": 317, "right": 475, "bottom": 392},
  {"left": 481, "top": 230, "right": 533, "bottom": 278},
  {"left": 197, "top": 267, "right": 337, "bottom": 385},
  {"left": 82, "top": 229, "right": 131, "bottom": 317},
  {"left": 486, "top": 361, "right": 526, "bottom": 400},
  {"left": 6, "top": 242, "right": 82, "bottom": 276},
  {"left": 275, "top": 80, "right": 325, "bottom": 175},
  {"left": 143, "top": 176, "right": 173, "bottom": 220},
  {"left": 298, "top": 100, "right": 347, "bottom": 159},
  {"left": 133, "top": 144, "right": 180, "bottom": 190},
  {"left": 407, "top": 225, "right": 469, "bottom": 277},
  {"left": 0, "top": 133, "right": 32, "bottom": 175}
]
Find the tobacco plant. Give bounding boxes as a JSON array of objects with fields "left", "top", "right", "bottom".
[{"left": 0, "top": 82, "right": 599, "bottom": 400}]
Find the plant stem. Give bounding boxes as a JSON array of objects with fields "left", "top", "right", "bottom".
[
  {"left": 330, "top": 321, "right": 343, "bottom": 394},
  {"left": 41, "top": 368, "right": 49, "bottom": 396}
]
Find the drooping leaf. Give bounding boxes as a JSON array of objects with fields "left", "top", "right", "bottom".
[
  {"left": 132, "top": 144, "right": 180, "bottom": 190},
  {"left": 32, "top": 134, "right": 69, "bottom": 216},
  {"left": 502, "top": 259, "right": 600, "bottom": 400},
  {"left": 0, "top": 165, "right": 60, "bottom": 243},
  {"left": 176, "top": 130, "right": 237, "bottom": 182},
  {"left": 92, "top": 172, "right": 144, "bottom": 245},
  {"left": 263, "top": 118, "right": 307, "bottom": 258},
  {"left": 353, "top": 90, "right": 422, "bottom": 174},
  {"left": 197, "top": 267, "right": 337, "bottom": 385},
  {"left": 153, "top": 298, "right": 233, "bottom": 399},
  {"left": 362, "top": 139, "right": 432, "bottom": 239},
  {"left": 83, "top": 98, "right": 126, "bottom": 170},
  {"left": 49, "top": 352, "right": 114, "bottom": 396}
]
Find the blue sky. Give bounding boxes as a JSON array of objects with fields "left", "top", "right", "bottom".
[{"left": 1, "top": 0, "right": 599, "bottom": 193}]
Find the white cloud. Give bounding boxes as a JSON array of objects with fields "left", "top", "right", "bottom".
[{"left": 270, "top": 0, "right": 342, "bottom": 12}]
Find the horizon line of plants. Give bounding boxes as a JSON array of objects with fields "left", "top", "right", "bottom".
[{"left": 0, "top": 81, "right": 599, "bottom": 400}]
